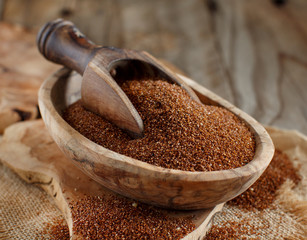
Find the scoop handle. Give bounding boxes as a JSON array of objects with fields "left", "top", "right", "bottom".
[{"left": 37, "top": 19, "right": 99, "bottom": 74}]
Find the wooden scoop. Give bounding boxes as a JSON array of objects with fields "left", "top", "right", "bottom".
[{"left": 37, "top": 19, "right": 200, "bottom": 138}]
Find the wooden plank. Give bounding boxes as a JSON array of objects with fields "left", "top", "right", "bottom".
[
  {"left": 211, "top": 0, "right": 307, "bottom": 134},
  {"left": 0, "top": 22, "right": 59, "bottom": 133}
]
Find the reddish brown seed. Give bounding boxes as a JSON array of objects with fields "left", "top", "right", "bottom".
[
  {"left": 205, "top": 220, "right": 260, "bottom": 240},
  {"left": 63, "top": 79, "right": 256, "bottom": 171},
  {"left": 70, "top": 195, "right": 195, "bottom": 240},
  {"left": 205, "top": 150, "right": 301, "bottom": 239},
  {"left": 229, "top": 149, "right": 301, "bottom": 211},
  {"left": 41, "top": 218, "right": 70, "bottom": 240},
  {"left": 41, "top": 150, "right": 301, "bottom": 239}
]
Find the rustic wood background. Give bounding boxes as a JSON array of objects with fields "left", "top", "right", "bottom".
[{"left": 0, "top": 0, "right": 306, "bottom": 134}]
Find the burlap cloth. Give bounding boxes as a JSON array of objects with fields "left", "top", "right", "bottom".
[{"left": 0, "top": 126, "right": 306, "bottom": 239}]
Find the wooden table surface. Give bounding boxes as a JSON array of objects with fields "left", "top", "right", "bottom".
[{"left": 0, "top": 0, "right": 306, "bottom": 134}]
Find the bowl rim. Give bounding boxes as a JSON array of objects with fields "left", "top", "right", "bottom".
[{"left": 38, "top": 67, "right": 275, "bottom": 182}]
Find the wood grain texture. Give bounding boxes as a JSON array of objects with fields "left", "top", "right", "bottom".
[
  {"left": 38, "top": 68, "right": 274, "bottom": 210},
  {"left": 0, "top": 119, "right": 224, "bottom": 239},
  {"left": 2, "top": 0, "right": 306, "bottom": 134},
  {"left": 0, "top": 22, "right": 58, "bottom": 133},
  {"left": 211, "top": 0, "right": 307, "bottom": 134}
]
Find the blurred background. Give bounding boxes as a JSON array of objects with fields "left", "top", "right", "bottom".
[{"left": 0, "top": 0, "right": 306, "bottom": 134}]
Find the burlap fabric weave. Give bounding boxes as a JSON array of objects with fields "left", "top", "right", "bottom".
[
  {"left": 0, "top": 161, "right": 65, "bottom": 239},
  {"left": 0, "top": 127, "right": 306, "bottom": 239}
]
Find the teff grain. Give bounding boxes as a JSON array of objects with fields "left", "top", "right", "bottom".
[
  {"left": 41, "top": 218, "right": 69, "bottom": 240},
  {"left": 205, "top": 149, "right": 302, "bottom": 239},
  {"left": 229, "top": 149, "right": 301, "bottom": 210},
  {"left": 63, "top": 79, "right": 255, "bottom": 171},
  {"left": 205, "top": 220, "right": 259, "bottom": 240},
  {"left": 70, "top": 195, "right": 195, "bottom": 239}
]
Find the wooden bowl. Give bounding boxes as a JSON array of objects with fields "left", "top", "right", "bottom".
[{"left": 38, "top": 67, "right": 274, "bottom": 210}]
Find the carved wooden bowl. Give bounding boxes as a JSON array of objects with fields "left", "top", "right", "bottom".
[{"left": 38, "top": 67, "right": 274, "bottom": 210}]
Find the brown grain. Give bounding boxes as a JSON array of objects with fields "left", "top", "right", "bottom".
[
  {"left": 41, "top": 150, "right": 301, "bottom": 239},
  {"left": 41, "top": 218, "right": 69, "bottom": 240},
  {"left": 205, "top": 149, "right": 302, "bottom": 239},
  {"left": 70, "top": 194, "right": 195, "bottom": 239},
  {"left": 229, "top": 149, "right": 301, "bottom": 211},
  {"left": 205, "top": 219, "right": 261, "bottom": 240},
  {"left": 63, "top": 79, "right": 255, "bottom": 171}
]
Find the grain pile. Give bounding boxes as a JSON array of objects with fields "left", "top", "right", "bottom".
[
  {"left": 45, "top": 195, "right": 195, "bottom": 240},
  {"left": 61, "top": 80, "right": 302, "bottom": 238},
  {"left": 64, "top": 79, "right": 255, "bottom": 171},
  {"left": 70, "top": 195, "right": 195, "bottom": 239}
]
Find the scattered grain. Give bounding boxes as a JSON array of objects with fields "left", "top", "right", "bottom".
[
  {"left": 229, "top": 149, "right": 301, "bottom": 210},
  {"left": 205, "top": 220, "right": 260, "bottom": 240},
  {"left": 41, "top": 218, "right": 69, "bottom": 240},
  {"left": 205, "top": 149, "right": 302, "bottom": 239},
  {"left": 70, "top": 194, "right": 195, "bottom": 239}
]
